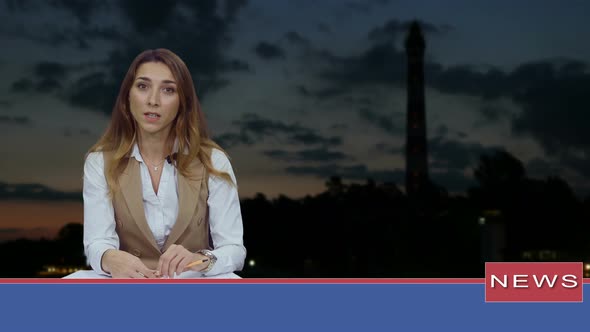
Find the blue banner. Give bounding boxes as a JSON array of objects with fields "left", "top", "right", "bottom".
[{"left": 1, "top": 283, "right": 585, "bottom": 331}]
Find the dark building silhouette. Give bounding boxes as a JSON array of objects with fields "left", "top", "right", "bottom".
[{"left": 405, "top": 21, "right": 430, "bottom": 197}]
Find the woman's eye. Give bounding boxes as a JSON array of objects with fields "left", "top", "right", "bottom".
[
  {"left": 137, "top": 83, "right": 147, "bottom": 89},
  {"left": 163, "top": 87, "right": 175, "bottom": 94}
]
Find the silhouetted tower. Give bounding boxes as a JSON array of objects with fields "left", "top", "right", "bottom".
[{"left": 404, "top": 21, "right": 429, "bottom": 197}]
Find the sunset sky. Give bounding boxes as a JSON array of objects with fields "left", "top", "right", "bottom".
[{"left": 2, "top": 0, "right": 590, "bottom": 240}]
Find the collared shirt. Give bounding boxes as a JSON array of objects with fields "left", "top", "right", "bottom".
[{"left": 83, "top": 145, "right": 246, "bottom": 276}]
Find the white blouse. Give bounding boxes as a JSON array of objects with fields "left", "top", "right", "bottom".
[{"left": 83, "top": 145, "right": 246, "bottom": 276}]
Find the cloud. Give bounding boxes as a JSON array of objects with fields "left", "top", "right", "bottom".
[
  {"left": 319, "top": 42, "right": 406, "bottom": 86},
  {"left": 4, "top": 0, "right": 250, "bottom": 114},
  {"left": 0, "top": 115, "right": 32, "bottom": 126},
  {"left": 215, "top": 113, "right": 342, "bottom": 149},
  {"left": 10, "top": 78, "right": 34, "bottom": 92},
  {"left": 368, "top": 19, "right": 451, "bottom": 43},
  {"left": 65, "top": 71, "right": 118, "bottom": 115},
  {"left": 284, "top": 31, "right": 310, "bottom": 46},
  {"left": 34, "top": 61, "right": 68, "bottom": 79},
  {"left": 49, "top": 0, "right": 104, "bottom": 24},
  {"left": 118, "top": 0, "right": 186, "bottom": 34},
  {"left": 263, "top": 148, "right": 350, "bottom": 163},
  {"left": 358, "top": 108, "right": 404, "bottom": 137},
  {"left": 305, "top": 19, "right": 590, "bottom": 165},
  {"left": 430, "top": 170, "right": 475, "bottom": 192},
  {"left": 295, "top": 85, "right": 349, "bottom": 100},
  {"left": 254, "top": 41, "right": 285, "bottom": 60},
  {"left": 429, "top": 136, "right": 502, "bottom": 171},
  {"left": 343, "top": 0, "right": 392, "bottom": 14},
  {"left": 10, "top": 60, "right": 76, "bottom": 94},
  {"left": 317, "top": 23, "right": 331, "bottom": 33},
  {"left": 510, "top": 61, "right": 590, "bottom": 155},
  {"left": 286, "top": 163, "right": 405, "bottom": 183},
  {"left": 63, "top": 127, "right": 93, "bottom": 137},
  {"left": 214, "top": 132, "right": 255, "bottom": 149},
  {"left": 0, "top": 182, "right": 81, "bottom": 201},
  {"left": 375, "top": 142, "right": 403, "bottom": 155}
]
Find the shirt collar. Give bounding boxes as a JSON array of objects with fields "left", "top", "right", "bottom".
[{"left": 130, "top": 138, "right": 181, "bottom": 163}]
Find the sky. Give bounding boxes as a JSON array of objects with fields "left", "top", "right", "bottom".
[{"left": 1, "top": 0, "right": 590, "bottom": 239}]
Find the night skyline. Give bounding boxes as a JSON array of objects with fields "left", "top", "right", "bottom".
[{"left": 2, "top": 0, "right": 590, "bottom": 241}]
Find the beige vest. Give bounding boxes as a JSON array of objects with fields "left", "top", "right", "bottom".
[{"left": 109, "top": 155, "right": 210, "bottom": 270}]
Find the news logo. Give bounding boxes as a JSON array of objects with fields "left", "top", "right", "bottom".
[{"left": 485, "top": 262, "right": 583, "bottom": 302}]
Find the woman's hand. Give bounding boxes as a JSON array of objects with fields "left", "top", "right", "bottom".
[
  {"left": 101, "top": 249, "right": 158, "bottom": 278},
  {"left": 157, "top": 244, "right": 209, "bottom": 278}
]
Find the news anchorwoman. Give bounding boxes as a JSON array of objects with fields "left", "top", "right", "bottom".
[{"left": 83, "top": 48, "right": 246, "bottom": 278}]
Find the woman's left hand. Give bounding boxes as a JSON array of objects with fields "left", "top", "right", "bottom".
[{"left": 157, "top": 244, "right": 208, "bottom": 278}]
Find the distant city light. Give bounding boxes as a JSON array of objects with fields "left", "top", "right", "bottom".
[
  {"left": 585, "top": 264, "right": 590, "bottom": 271},
  {"left": 478, "top": 217, "right": 485, "bottom": 225},
  {"left": 248, "top": 259, "right": 256, "bottom": 267}
]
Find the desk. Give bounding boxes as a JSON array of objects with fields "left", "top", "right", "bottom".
[{"left": 64, "top": 270, "right": 241, "bottom": 279}]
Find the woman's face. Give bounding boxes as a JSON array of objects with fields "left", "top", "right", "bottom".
[{"left": 129, "top": 61, "right": 180, "bottom": 138}]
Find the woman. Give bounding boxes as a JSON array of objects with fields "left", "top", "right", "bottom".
[{"left": 83, "top": 48, "right": 246, "bottom": 278}]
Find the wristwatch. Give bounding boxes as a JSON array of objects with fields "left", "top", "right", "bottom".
[{"left": 197, "top": 249, "right": 217, "bottom": 273}]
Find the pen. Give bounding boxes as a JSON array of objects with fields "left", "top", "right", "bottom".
[{"left": 185, "top": 258, "right": 209, "bottom": 268}]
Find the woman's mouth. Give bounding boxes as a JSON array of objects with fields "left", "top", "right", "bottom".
[{"left": 144, "top": 112, "right": 161, "bottom": 122}]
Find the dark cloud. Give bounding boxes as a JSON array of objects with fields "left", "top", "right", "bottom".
[
  {"left": 34, "top": 61, "right": 68, "bottom": 79},
  {"left": 66, "top": 71, "right": 117, "bottom": 115},
  {"left": 0, "top": 100, "right": 13, "bottom": 108},
  {"left": 435, "top": 125, "right": 448, "bottom": 137},
  {"left": 284, "top": 31, "right": 310, "bottom": 46},
  {"left": 214, "top": 132, "right": 254, "bottom": 149},
  {"left": 429, "top": 136, "right": 502, "bottom": 171},
  {"left": 0, "top": 115, "right": 32, "bottom": 126},
  {"left": 264, "top": 148, "right": 350, "bottom": 163},
  {"left": 35, "top": 78, "right": 62, "bottom": 93},
  {"left": 63, "top": 127, "right": 92, "bottom": 137},
  {"left": 48, "top": 0, "right": 104, "bottom": 24},
  {"left": 254, "top": 41, "right": 285, "bottom": 60},
  {"left": 430, "top": 170, "right": 475, "bottom": 192},
  {"left": 223, "top": 59, "right": 250, "bottom": 71},
  {"left": 555, "top": 151, "right": 590, "bottom": 179},
  {"left": 286, "top": 163, "right": 404, "bottom": 183},
  {"left": 428, "top": 65, "right": 508, "bottom": 99},
  {"left": 375, "top": 142, "right": 403, "bottom": 155},
  {"left": 295, "top": 84, "right": 349, "bottom": 100},
  {"left": 214, "top": 113, "right": 342, "bottom": 149},
  {"left": 224, "top": 0, "right": 248, "bottom": 22},
  {"left": 330, "top": 123, "right": 349, "bottom": 130},
  {"left": 118, "top": 0, "right": 178, "bottom": 34},
  {"left": 4, "top": 0, "right": 250, "bottom": 113},
  {"left": 10, "top": 61, "right": 75, "bottom": 94},
  {"left": 11, "top": 78, "right": 34, "bottom": 92},
  {"left": 309, "top": 20, "right": 590, "bottom": 163},
  {"left": 510, "top": 61, "right": 590, "bottom": 156},
  {"left": 344, "top": 0, "right": 392, "bottom": 14},
  {"left": 358, "top": 108, "right": 404, "bottom": 137},
  {"left": 288, "top": 132, "right": 341, "bottom": 146},
  {"left": 479, "top": 105, "right": 511, "bottom": 122},
  {"left": 319, "top": 42, "right": 406, "bottom": 86},
  {"left": 526, "top": 158, "right": 561, "bottom": 178},
  {"left": 368, "top": 19, "right": 451, "bottom": 43},
  {"left": 0, "top": 182, "right": 81, "bottom": 201},
  {"left": 317, "top": 23, "right": 331, "bottom": 33}
]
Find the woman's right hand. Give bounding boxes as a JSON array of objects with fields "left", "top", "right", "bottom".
[{"left": 101, "top": 249, "right": 158, "bottom": 278}]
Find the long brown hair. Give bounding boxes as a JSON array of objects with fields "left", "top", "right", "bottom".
[{"left": 88, "top": 48, "right": 233, "bottom": 197}]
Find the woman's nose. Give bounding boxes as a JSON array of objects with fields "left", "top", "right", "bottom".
[{"left": 147, "top": 89, "right": 160, "bottom": 106}]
